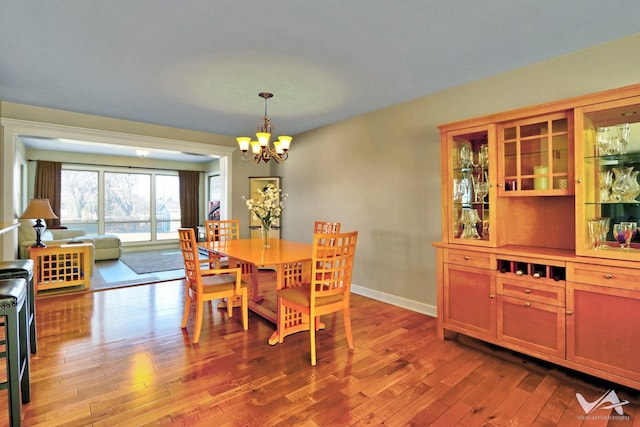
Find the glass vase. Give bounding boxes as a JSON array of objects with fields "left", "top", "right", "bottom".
[{"left": 261, "top": 223, "right": 271, "bottom": 248}]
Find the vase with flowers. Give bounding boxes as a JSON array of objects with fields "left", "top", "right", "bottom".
[{"left": 245, "top": 183, "right": 287, "bottom": 248}]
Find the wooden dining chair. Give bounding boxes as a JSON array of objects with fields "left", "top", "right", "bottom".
[
  {"left": 204, "top": 219, "right": 240, "bottom": 269},
  {"left": 178, "top": 228, "right": 248, "bottom": 344},
  {"left": 277, "top": 230, "right": 358, "bottom": 365},
  {"left": 313, "top": 221, "right": 341, "bottom": 234}
]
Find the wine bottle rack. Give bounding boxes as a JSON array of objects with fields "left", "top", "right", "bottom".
[{"left": 497, "top": 258, "right": 565, "bottom": 282}]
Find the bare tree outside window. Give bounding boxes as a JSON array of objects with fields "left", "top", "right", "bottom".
[
  {"left": 61, "top": 170, "right": 98, "bottom": 232},
  {"left": 105, "top": 172, "right": 151, "bottom": 241}
]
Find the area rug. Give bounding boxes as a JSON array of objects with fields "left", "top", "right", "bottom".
[{"left": 120, "top": 250, "right": 185, "bottom": 274}]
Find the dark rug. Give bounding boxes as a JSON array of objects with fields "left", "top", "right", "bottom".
[{"left": 120, "top": 250, "right": 185, "bottom": 274}]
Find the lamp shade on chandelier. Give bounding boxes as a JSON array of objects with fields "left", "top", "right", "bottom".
[{"left": 237, "top": 92, "right": 292, "bottom": 164}]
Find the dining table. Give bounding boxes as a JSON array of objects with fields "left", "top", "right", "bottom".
[{"left": 198, "top": 238, "right": 314, "bottom": 344}]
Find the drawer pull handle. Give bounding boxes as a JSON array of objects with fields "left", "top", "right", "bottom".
[
  {"left": 605, "top": 274, "right": 613, "bottom": 279},
  {"left": 489, "top": 294, "right": 495, "bottom": 299},
  {"left": 524, "top": 302, "right": 531, "bottom": 307},
  {"left": 566, "top": 310, "right": 573, "bottom": 315},
  {"left": 524, "top": 289, "right": 531, "bottom": 294},
  {"left": 533, "top": 272, "right": 540, "bottom": 278},
  {"left": 516, "top": 270, "right": 524, "bottom": 276},
  {"left": 464, "top": 256, "right": 470, "bottom": 261}
]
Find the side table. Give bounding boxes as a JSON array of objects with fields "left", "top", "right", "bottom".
[{"left": 29, "top": 243, "right": 92, "bottom": 292}]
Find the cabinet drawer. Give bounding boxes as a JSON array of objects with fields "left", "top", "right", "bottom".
[
  {"left": 496, "top": 277, "right": 564, "bottom": 306},
  {"left": 568, "top": 263, "right": 640, "bottom": 291},
  {"left": 498, "top": 295, "right": 565, "bottom": 359},
  {"left": 445, "top": 249, "right": 492, "bottom": 269}
]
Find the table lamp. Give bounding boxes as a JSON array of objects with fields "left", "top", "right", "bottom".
[{"left": 19, "top": 198, "right": 59, "bottom": 248}]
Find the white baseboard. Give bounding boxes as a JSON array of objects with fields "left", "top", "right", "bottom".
[{"left": 351, "top": 283, "right": 437, "bottom": 318}]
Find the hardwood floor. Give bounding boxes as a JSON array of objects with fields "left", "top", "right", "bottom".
[{"left": 1, "top": 273, "right": 638, "bottom": 426}]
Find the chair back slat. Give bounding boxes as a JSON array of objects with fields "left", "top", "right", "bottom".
[
  {"left": 178, "top": 228, "right": 203, "bottom": 291},
  {"left": 314, "top": 221, "right": 341, "bottom": 234},
  {"left": 205, "top": 220, "right": 240, "bottom": 242}
]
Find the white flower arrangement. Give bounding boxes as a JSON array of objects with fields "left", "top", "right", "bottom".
[{"left": 245, "top": 184, "right": 287, "bottom": 229}]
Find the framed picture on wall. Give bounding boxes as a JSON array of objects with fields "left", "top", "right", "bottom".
[{"left": 207, "top": 200, "right": 220, "bottom": 220}]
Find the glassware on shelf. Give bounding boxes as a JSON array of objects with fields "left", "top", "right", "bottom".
[
  {"left": 599, "top": 217, "right": 611, "bottom": 249},
  {"left": 595, "top": 124, "right": 631, "bottom": 156},
  {"left": 587, "top": 219, "right": 602, "bottom": 250},
  {"left": 476, "top": 182, "right": 489, "bottom": 203},
  {"left": 597, "top": 127, "right": 611, "bottom": 156},
  {"left": 459, "top": 209, "right": 481, "bottom": 239},
  {"left": 629, "top": 170, "right": 640, "bottom": 202},
  {"left": 587, "top": 217, "right": 611, "bottom": 250},
  {"left": 598, "top": 170, "right": 613, "bottom": 202},
  {"left": 478, "top": 144, "right": 489, "bottom": 168},
  {"left": 459, "top": 142, "right": 473, "bottom": 168},
  {"left": 611, "top": 167, "right": 636, "bottom": 202},
  {"left": 612, "top": 222, "right": 637, "bottom": 250},
  {"left": 617, "top": 123, "right": 631, "bottom": 154},
  {"left": 453, "top": 178, "right": 465, "bottom": 203},
  {"left": 472, "top": 174, "right": 489, "bottom": 203}
]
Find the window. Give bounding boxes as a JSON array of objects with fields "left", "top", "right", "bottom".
[
  {"left": 155, "top": 174, "right": 181, "bottom": 240},
  {"left": 61, "top": 167, "right": 181, "bottom": 244},
  {"left": 105, "top": 172, "right": 151, "bottom": 242},
  {"left": 60, "top": 170, "right": 99, "bottom": 233}
]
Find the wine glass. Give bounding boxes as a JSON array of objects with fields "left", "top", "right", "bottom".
[
  {"left": 475, "top": 181, "right": 489, "bottom": 203},
  {"left": 596, "top": 127, "right": 610, "bottom": 156},
  {"left": 478, "top": 144, "right": 489, "bottom": 168},
  {"left": 459, "top": 143, "right": 473, "bottom": 168},
  {"left": 617, "top": 123, "right": 631, "bottom": 154},
  {"left": 613, "top": 222, "right": 637, "bottom": 250},
  {"left": 598, "top": 170, "right": 613, "bottom": 203}
]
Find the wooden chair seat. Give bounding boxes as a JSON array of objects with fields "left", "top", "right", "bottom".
[
  {"left": 190, "top": 274, "right": 247, "bottom": 294},
  {"left": 278, "top": 284, "right": 344, "bottom": 307}
]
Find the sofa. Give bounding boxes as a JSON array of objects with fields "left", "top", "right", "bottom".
[{"left": 18, "top": 219, "right": 122, "bottom": 262}]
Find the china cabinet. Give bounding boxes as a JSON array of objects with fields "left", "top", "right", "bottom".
[{"left": 435, "top": 83, "right": 640, "bottom": 390}]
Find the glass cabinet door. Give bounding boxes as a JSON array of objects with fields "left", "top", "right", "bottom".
[
  {"left": 445, "top": 125, "right": 496, "bottom": 246},
  {"left": 576, "top": 96, "right": 640, "bottom": 260},
  {"left": 498, "top": 113, "right": 573, "bottom": 196}
]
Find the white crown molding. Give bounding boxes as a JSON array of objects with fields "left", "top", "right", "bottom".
[{"left": 1, "top": 118, "right": 236, "bottom": 157}]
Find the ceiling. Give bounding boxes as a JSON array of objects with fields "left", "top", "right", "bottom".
[{"left": 2, "top": 1, "right": 640, "bottom": 160}]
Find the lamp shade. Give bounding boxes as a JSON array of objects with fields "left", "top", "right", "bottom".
[{"left": 19, "top": 199, "right": 59, "bottom": 220}]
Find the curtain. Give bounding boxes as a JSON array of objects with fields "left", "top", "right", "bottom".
[
  {"left": 179, "top": 170, "right": 200, "bottom": 228},
  {"left": 34, "top": 160, "right": 62, "bottom": 228}
]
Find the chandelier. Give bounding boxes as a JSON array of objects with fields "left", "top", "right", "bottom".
[{"left": 236, "top": 92, "right": 292, "bottom": 164}]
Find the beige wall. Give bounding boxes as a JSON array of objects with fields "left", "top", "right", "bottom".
[
  {"left": 1, "top": 32, "right": 639, "bottom": 314},
  {"left": 278, "top": 32, "right": 640, "bottom": 313}
]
